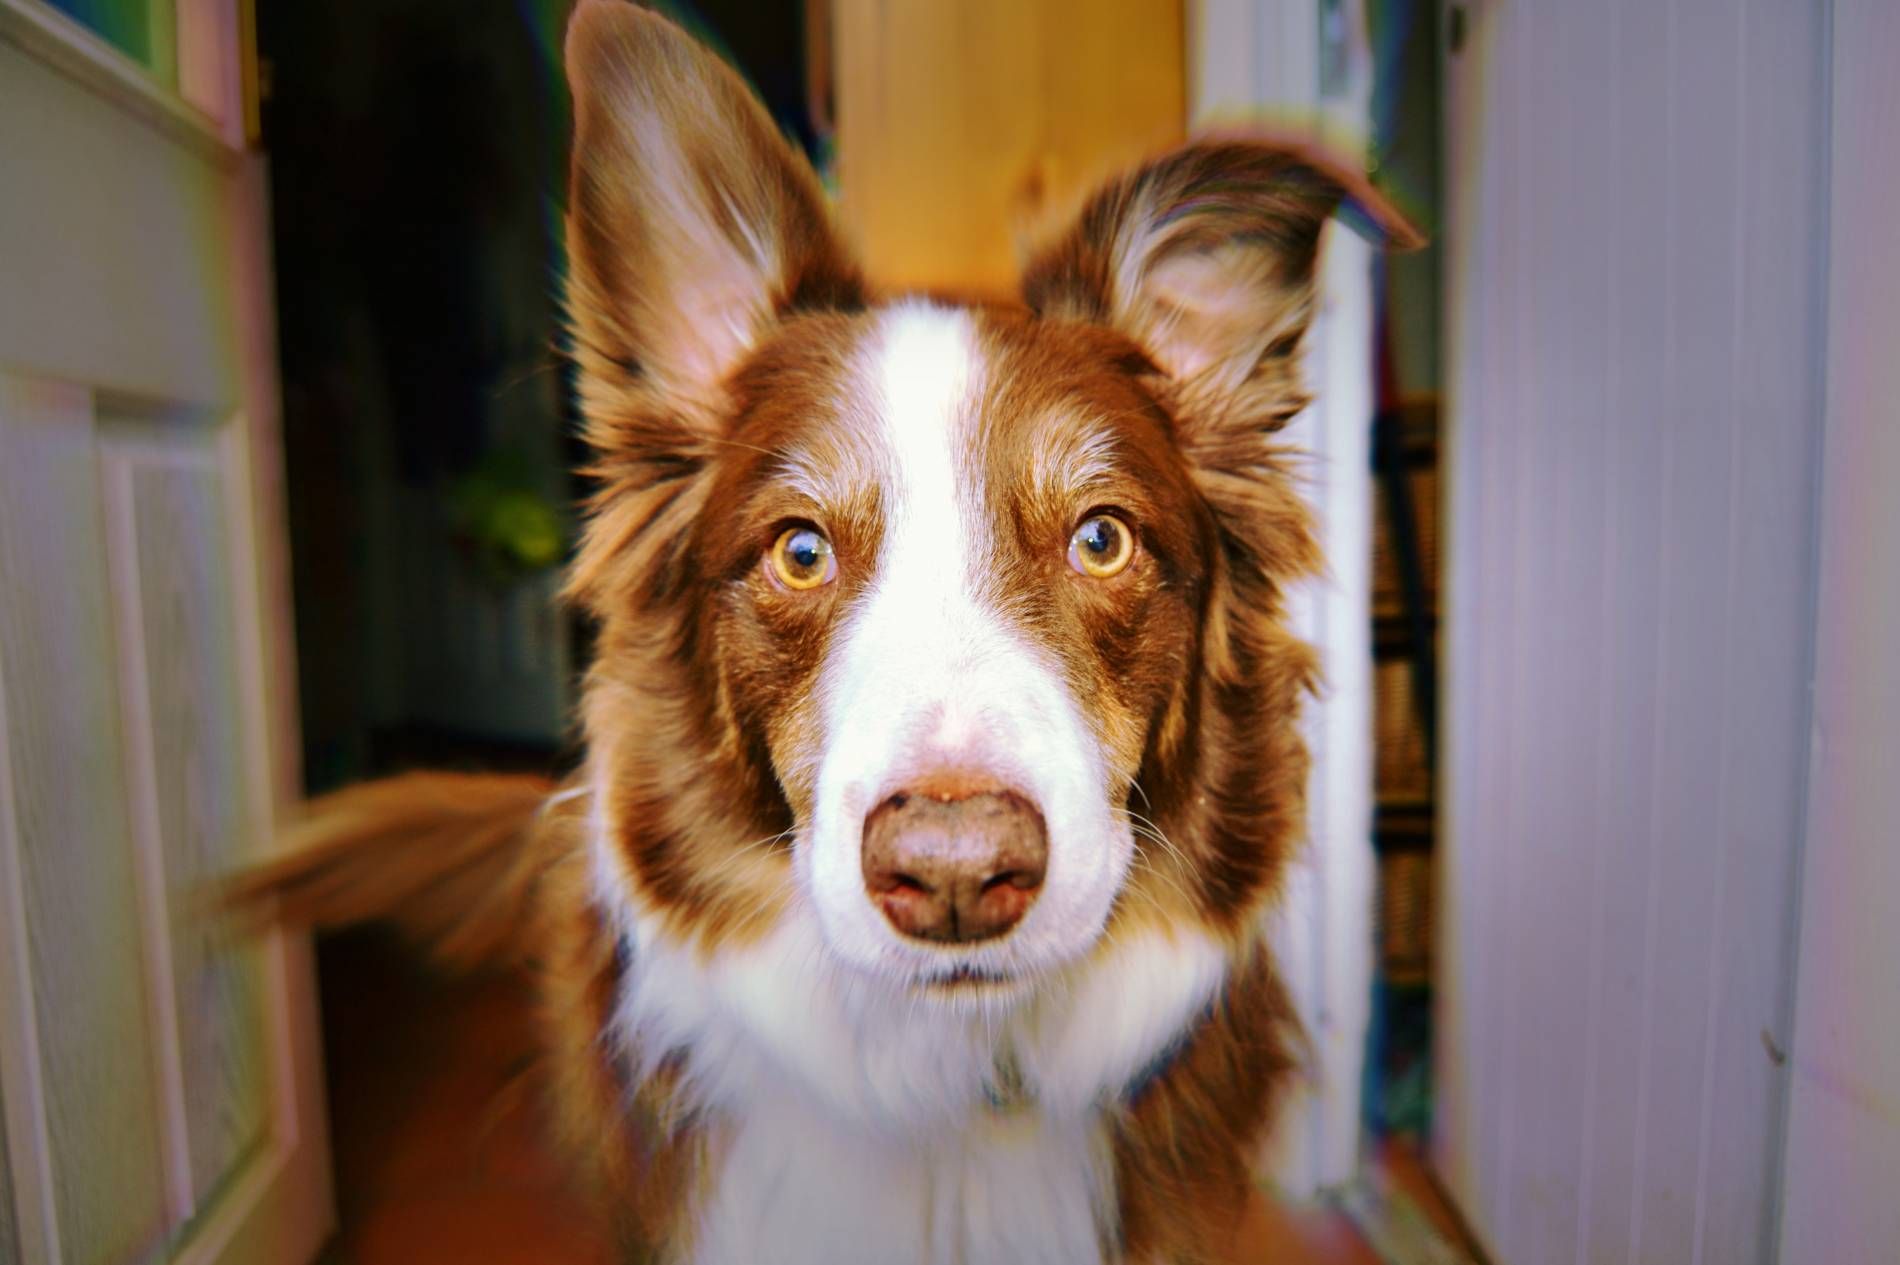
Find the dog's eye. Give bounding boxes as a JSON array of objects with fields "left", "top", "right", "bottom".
[
  {"left": 1068, "top": 513, "right": 1134, "bottom": 579},
  {"left": 768, "top": 526, "right": 837, "bottom": 590}
]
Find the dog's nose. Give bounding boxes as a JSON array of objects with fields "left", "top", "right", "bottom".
[{"left": 862, "top": 785, "right": 1047, "bottom": 943}]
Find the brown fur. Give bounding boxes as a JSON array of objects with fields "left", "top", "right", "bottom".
[
  {"left": 227, "top": 771, "right": 561, "bottom": 972},
  {"left": 535, "top": 838, "right": 709, "bottom": 1261},
  {"left": 1112, "top": 940, "right": 1301, "bottom": 1265},
  {"left": 233, "top": 771, "right": 710, "bottom": 1259},
  {"left": 233, "top": 3, "right": 1417, "bottom": 1260}
]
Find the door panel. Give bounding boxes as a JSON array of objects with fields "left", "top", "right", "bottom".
[
  {"left": 0, "top": 3, "right": 331, "bottom": 1262},
  {"left": 105, "top": 426, "right": 270, "bottom": 1214},
  {"left": 0, "top": 379, "right": 322, "bottom": 1265},
  {"left": 1439, "top": 0, "right": 1827, "bottom": 1260},
  {"left": 0, "top": 379, "right": 174, "bottom": 1265},
  {"left": 0, "top": 36, "right": 233, "bottom": 402}
]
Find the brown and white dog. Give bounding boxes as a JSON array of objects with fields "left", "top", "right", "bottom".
[{"left": 241, "top": 3, "right": 1417, "bottom": 1261}]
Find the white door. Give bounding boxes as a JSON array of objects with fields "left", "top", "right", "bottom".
[
  {"left": 0, "top": 3, "right": 332, "bottom": 1264},
  {"left": 1438, "top": 0, "right": 1827, "bottom": 1261}
]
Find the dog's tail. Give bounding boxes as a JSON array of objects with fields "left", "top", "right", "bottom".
[{"left": 226, "top": 771, "right": 578, "bottom": 973}]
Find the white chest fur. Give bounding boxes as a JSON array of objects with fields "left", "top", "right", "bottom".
[
  {"left": 691, "top": 1089, "right": 1113, "bottom": 1265},
  {"left": 599, "top": 861, "right": 1229, "bottom": 1265}
]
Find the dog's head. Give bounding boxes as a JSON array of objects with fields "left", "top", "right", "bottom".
[{"left": 564, "top": 3, "right": 1414, "bottom": 998}]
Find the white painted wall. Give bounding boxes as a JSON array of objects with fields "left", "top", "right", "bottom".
[
  {"left": 1775, "top": 3, "right": 1900, "bottom": 1260},
  {"left": 1437, "top": 0, "right": 1829, "bottom": 1260},
  {"left": 1192, "top": 0, "right": 1380, "bottom": 1197}
]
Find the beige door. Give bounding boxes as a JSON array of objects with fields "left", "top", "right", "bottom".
[{"left": 0, "top": 3, "right": 331, "bottom": 1263}]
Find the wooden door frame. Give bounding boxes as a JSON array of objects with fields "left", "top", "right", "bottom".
[{"left": 1191, "top": 0, "right": 1383, "bottom": 1198}]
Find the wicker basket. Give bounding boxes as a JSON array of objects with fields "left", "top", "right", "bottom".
[
  {"left": 1374, "top": 658, "right": 1432, "bottom": 802},
  {"left": 1377, "top": 850, "right": 1435, "bottom": 985},
  {"left": 1372, "top": 462, "right": 1439, "bottom": 616}
]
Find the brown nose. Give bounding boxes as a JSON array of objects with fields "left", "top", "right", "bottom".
[{"left": 862, "top": 786, "right": 1047, "bottom": 943}]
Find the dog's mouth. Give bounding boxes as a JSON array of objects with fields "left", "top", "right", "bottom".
[{"left": 913, "top": 963, "right": 1018, "bottom": 993}]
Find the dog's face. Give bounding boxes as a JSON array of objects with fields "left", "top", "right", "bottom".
[
  {"left": 562, "top": 3, "right": 1414, "bottom": 996},
  {"left": 700, "top": 304, "right": 1213, "bottom": 988}
]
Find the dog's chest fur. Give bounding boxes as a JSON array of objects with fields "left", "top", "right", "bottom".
[
  {"left": 696, "top": 1091, "right": 1111, "bottom": 1265},
  {"left": 603, "top": 880, "right": 1230, "bottom": 1264}
]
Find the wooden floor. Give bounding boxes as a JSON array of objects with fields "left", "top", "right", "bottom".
[
  {"left": 318, "top": 933, "right": 615, "bottom": 1263},
  {"left": 317, "top": 932, "right": 1456, "bottom": 1264}
]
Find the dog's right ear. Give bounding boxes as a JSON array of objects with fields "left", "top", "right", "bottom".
[
  {"left": 563, "top": 1, "right": 863, "bottom": 419},
  {"left": 1022, "top": 139, "right": 1419, "bottom": 438}
]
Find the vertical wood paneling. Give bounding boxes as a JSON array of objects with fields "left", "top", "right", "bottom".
[
  {"left": 1438, "top": 0, "right": 1826, "bottom": 1260},
  {"left": 834, "top": 0, "right": 1184, "bottom": 298},
  {"left": 1576, "top": 0, "right": 1672, "bottom": 1255},
  {"left": 124, "top": 451, "right": 270, "bottom": 1213},
  {"left": 1629, "top": 3, "right": 1742, "bottom": 1257},
  {"left": 1776, "top": 2, "right": 1900, "bottom": 1259},
  {"left": 1688, "top": 3, "right": 1824, "bottom": 1257},
  {"left": 1485, "top": 1, "right": 1531, "bottom": 1232},
  {"left": 0, "top": 375, "right": 170, "bottom": 1265},
  {"left": 0, "top": 1083, "right": 17, "bottom": 1263},
  {"left": 1506, "top": 0, "right": 1611, "bottom": 1254}
]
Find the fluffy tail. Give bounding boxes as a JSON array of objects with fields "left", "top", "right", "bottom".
[{"left": 227, "top": 771, "right": 573, "bottom": 973}]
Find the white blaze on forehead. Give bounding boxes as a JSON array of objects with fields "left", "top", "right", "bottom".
[
  {"left": 873, "top": 303, "right": 984, "bottom": 565},
  {"left": 800, "top": 303, "right": 1134, "bottom": 982},
  {"left": 843, "top": 302, "right": 999, "bottom": 763},
  {"left": 819, "top": 301, "right": 995, "bottom": 782},
  {"left": 864, "top": 307, "right": 1015, "bottom": 762}
]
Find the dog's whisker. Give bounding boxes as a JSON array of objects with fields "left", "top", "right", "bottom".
[
  {"left": 1123, "top": 851, "right": 1200, "bottom": 913},
  {"left": 1113, "top": 808, "right": 1197, "bottom": 877}
]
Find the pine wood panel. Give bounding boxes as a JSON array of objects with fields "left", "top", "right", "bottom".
[
  {"left": 833, "top": 0, "right": 1185, "bottom": 298},
  {"left": 0, "top": 375, "right": 171, "bottom": 1265}
]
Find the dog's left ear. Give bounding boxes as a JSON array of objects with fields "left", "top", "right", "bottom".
[
  {"left": 1022, "top": 139, "right": 1420, "bottom": 433},
  {"left": 563, "top": 0, "right": 863, "bottom": 414}
]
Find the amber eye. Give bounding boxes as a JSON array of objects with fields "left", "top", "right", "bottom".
[
  {"left": 768, "top": 525, "right": 836, "bottom": 590},
  {"left": 1068, "top": 513, "right": 1134, "bottom": 579}
]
